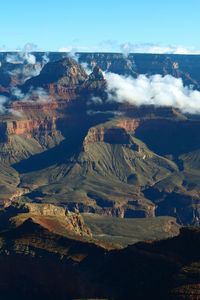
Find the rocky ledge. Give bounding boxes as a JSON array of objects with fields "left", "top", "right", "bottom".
[
  {"left": 83, "top": 126, "right": 131, "bottom": 147},
  {"left": 1, "top": 202, "right": 92, "bottom": 238}
]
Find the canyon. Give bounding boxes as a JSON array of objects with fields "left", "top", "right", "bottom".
[
  {"left": 0, "top": 204, "right": 198, "bottom": 300},
  {"left": 1, "top": 52, "right": 200, "bottom": 298},
  {"left": 0, "top": 53, "right": 200, "bottom": 226}
]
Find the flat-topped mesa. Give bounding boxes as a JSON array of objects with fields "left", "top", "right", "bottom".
[
  {"left": 0, "top": 99, "right": 60, "bottom": 141},
  {"left": 83, "top": 126, "right": 131, "bottom": 147},
  {"left": 6, "top": 118, "right": 57, "bottom": 136},
  {"left": 83, "top": 118, "right": 142, "bottom": 148},
  {"left": 0, "top": 118, "right": 58, "bottom": 143},
  {"left": 118, "top": 103, "right": 186, "bottom": 120},
  {"left": 0, "top": 96, "right": 76, "bottom": 142}
]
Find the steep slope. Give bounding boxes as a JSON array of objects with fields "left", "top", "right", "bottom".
[
  {"left": 0, "top": 54, "right": 200, "bottom": 225},
  {"left": 0, "top": 60, "right": 43, "bottom": 89},
  {"left": 22, "top": 57, "right": 88, "bottom": 98},
  {"left": 135, "top": 119, "right": 200, "bottom": 224},
  {"left": 0, "top": 163, "right": 20, "bottom": 200},
  {"left": 0, "top": 202, "right": 92, "bottom": 238},
  {"left": 0, "top": 57, "right": 95, "bottom": 201},
  {"left": 0, "top": 206, "right": 199, "bottom": 300},
  {"left": 0, "top": 217, "right": 104, "bottom": 300},
  {"left": 11, "top": 111, "right": 200, "bottom": 224},
  {"left": 0, "top": 56, "right": 107, "bottom": 161},
  {"left": 0, "top": 57, "right": 97, "bottom": 167},
  {"left": 16, "top": 118, "right": 178, "bottom": 218}
]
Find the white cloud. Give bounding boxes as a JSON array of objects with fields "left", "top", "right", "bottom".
[
  {"left": 42, "top": 53, "right": 50, "bottom": 64},
  {"left": 5, "top": 43, "right": 41, "bottom": 65},
  {"left": 11, "top": 87, "right": 51, "bottom": 103},
  {"left": 1, "top": 41, "right": 200, "bottom": 55},
  {"left": 23, "top": 43, "right": 38, "bottom": 52},
  {"left": 105, "top": 73, "right": 200, "bottom": 114},
  {"left": 2, "top": 87, "right": 52, "bottom": 116},
  {"left": 6, "top": 52, "right": 36, "bottom": 65},
  {"left": 120, "top": 43, "right": 200, "bottom": 55},
  {"left": 58, "top": 46, "right": 76, "bottom": 52},
  {"left": 58, "top": 41, "right": 200, "bottom": 55}
]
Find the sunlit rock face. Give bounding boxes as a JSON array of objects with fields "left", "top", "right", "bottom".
[{"left": 0, "top": 53, "right": 200, "bottom": 225}]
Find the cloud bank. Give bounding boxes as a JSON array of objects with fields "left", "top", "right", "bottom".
[
  {"left": 4, "top": 44, "right": 50, "bottom": 83},
  {"left": 119, "top": 43, "right": 200, "bottom": 55},
  {"left": 105, "top": 73, "right": 200, "bottom": 114},
  {"left": 58, "top": 42, "right": 200, "bottom": 55},
  {"left": 12, "top": 87, "right": 51, "bottom": 103},
  {"left": 0, "top": 86, "right": 52, "bottom": 115},
  {"left": 1, "top": 41, "right": 200, "bottom": 55}
]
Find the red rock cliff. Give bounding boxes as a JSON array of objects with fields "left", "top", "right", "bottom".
[
  {"left": 84, "top": 126, "right": 131, "bottom": 147},
  {"left": 117, "top": 118, "right": 140, "bottom": 132}
]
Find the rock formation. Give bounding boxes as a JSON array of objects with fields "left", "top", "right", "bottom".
[
  {"left": 0, "top": 202, "right": 92, "bottom": 238},
  {"left": 0, "top": 210, "right": 198, "bottom": 299},
  {"left": 0, "top": 54, "right": 200, "bottom": 225}
]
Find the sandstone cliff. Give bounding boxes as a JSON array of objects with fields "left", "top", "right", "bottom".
[{"left": 2, "top": 202, "right": 92, "bottom": 238}]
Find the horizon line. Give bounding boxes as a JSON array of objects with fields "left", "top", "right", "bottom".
[{"left": 1, "top": 51, "right": 200, "bottom": 56}]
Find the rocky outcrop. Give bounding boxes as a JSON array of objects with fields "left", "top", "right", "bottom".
[
  {"left": 0, "top": 58, "right": 106, "bottom": 153},
  {"left": 117, "top": 118, "right": 140, "bottom": 132},
  {"left": 78, "top": 53, "right": 138, "bottom": 77},
  {"left": 83, "top": 126, "right": 131, "bottom": 147},
  {"left": 0, "top": 216, "right": 200, "bottom": 299},
  {"left": 21, "top": 58, "right": 106, "bottom": 103},
  {"left": 0, "top": 61, "right": 44, "bottom": 88},
  {"left": 22, "top": 57, "right": 88, "bottom": 95},
  {"left": 0, "top": 110, "right": 64, "bottom": 165},
  {"left": 65, "top": 200, "right": 155, "bottom": 218},
  {"left": 1, "top": 54, "right": 200, "bottom": 225},
  {"left": 84, "top": 66, "right": 106, "bottom": 91},
  {"left": 10, "top": 100, "right": 59, "bottom": 114},
  {"left": 1, "top": 118, "right": 56, "bottom": 137},
  {"left": 78, "top": 52, "right": 200, "bottom": 89},
  {"left": 0, "top": 100, "right": 62, "bottom": 143},
  {"left": 48, "top": 83, "right": 79, "bottom": 100},
  {"left": 3, "top": 202, "right": 92, "bottom": 237}
]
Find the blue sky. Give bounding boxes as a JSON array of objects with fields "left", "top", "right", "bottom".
[{"left": 1, "top": 0, "right": 200, "bottom": 52}]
